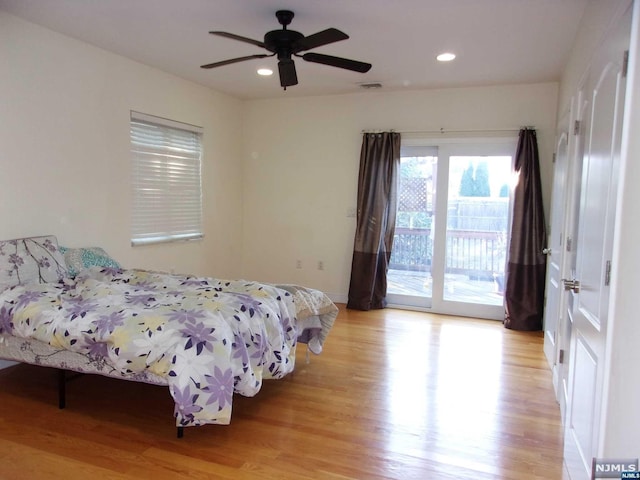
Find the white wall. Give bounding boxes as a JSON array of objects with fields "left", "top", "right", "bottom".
[
  {"left": 0, "top": 12, "right": 245, "bottom": 278},
  {"left": 241, "top": 84, "right": 559, "bottom": 300}
]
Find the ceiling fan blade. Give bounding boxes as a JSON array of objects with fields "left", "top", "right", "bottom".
[
  {"left": 294, "top": 28, "right": 349, "bottom": 52},
  {"left": 278, "top": 59, "right": 298, "bottom": 87},
  {"left": 302, "top": 52, "right": 372, "bottom": 73},
  {"left": 201, "top": 54, "right": 270, "bottom": 69},
  {"left": 209, "top": 31, "right": 266, "bottom": 49}
]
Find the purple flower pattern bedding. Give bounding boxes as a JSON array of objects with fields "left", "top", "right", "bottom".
[{"left": 0, "top": 267, "right": 297, "bottom": 427}]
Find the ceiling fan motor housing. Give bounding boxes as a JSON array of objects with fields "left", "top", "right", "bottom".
[{"left": 264, "top": 29, "right": 304, "bottom": 59}]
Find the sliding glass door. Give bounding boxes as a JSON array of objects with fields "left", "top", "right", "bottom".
[
  {"left": 386, "top": 146, "right": 437, "bottom": 309},
  {"left": 387, "top": 140, "right": 516, "bottom": 320}
]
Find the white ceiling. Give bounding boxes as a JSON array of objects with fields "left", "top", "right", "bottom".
[{"left": 0, "top": 0, "right": 588, "bottom": 100}]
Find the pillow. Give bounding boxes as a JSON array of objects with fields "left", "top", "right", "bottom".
[
  {"left": 60, "top": 246, "right": 121, "bottom": 277},
  {"left": 0, "top": 235, "right": 68, "bottom": 291}
]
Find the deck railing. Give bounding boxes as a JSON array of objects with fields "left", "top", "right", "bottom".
[
  {"left": 390, "top": 227, "right": 505, "bottom": 279},
  {"left": 390, "top": 227, "right": 432, "bottom": 272}
]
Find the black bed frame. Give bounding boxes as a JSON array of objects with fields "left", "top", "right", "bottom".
[{"left": 57, "top": 369, "right": 184, "bottom": 438}]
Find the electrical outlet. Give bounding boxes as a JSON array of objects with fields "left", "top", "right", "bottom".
[
  {"left": 318, "top": 261, "right": 324, "bottom": 271},
  {"left": 296, "top": 260, "right": 302, "bottom": 269}
]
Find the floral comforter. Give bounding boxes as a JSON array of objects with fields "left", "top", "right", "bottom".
[{"left": 0, "top": 267, "right": 298, "bottom": 427}]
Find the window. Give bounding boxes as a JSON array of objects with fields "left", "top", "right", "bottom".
[{"left": 130, "top": 111, "right": 203, "bottom": 246}]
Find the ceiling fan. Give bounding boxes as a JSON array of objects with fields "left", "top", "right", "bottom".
[{"left": 201, "top": 10, "right": 372, "bottom": 89}]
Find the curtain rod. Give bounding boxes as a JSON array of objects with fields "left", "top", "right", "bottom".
[{"left": 361, "top": 126, "right": 534, "bottom": 135}]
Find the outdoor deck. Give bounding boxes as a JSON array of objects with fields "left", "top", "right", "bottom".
[{"left": 387, "top": 268, "right": 504, "bottom": 306}]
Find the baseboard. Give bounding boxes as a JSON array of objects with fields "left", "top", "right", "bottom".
[
  {"left": 0, "top": 360, "right": 17, "bottom": 370},
  {"left": 326, "top": 292, "right": 347, "bottom": 305}
]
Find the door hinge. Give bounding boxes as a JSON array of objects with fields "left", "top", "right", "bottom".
[
  {"left": 605, "top": 260, "right": 612, "bottom": 286},
  {"left": 574, "top": 120, "right": 581, "bottom": 136},
  {"left": 552, "top": 152, "right": 556, "bottom": 163},
  {"left": 566, "top": 237, "right": 573, "bottom": 252},
  {"left": 559, "top": 349, "right": 565, "bottom": 364},
  {"left": 623, "top": 50, "right": 629, "bottom": 78}
]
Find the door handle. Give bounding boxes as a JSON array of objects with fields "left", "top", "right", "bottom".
[
  {"left": 542, "top": 248, "right": 551, "bottom": 255},
  {"left": 562, "top": 278, "right": 580, "bottom": 293}
]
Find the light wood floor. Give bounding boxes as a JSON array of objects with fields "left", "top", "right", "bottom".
[{"left": 0, "top": 305, "right": 565, "bottom": 479}]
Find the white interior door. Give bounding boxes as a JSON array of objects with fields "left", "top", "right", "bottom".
[
  {"left": 544, "top": 88, "right": 589, "bottom": 424},
  {"left": 542, "top": 124, "right": 569, "bottom": 389},
  {"left": 563, "top": 9, "right": 630, "bottom": 479},
  {"left": 559, "top": 90, "right": 589, "bottom": 426}
]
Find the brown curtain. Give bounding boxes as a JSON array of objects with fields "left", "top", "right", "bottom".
[
  {"left": 504, "top": 128, "right": 547, "bottom": 331},
  {"left": 347, "top": 132, "right": 400, "bottom": 310}
]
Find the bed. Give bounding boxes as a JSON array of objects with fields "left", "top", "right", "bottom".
[{"left": 0, "top": 235, "right": 337, "bottom": 435}]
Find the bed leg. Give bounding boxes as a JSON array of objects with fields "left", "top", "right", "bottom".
[
  {"left": 177, "top": 427, "right": 184, "bottom": 439},
  {"left": 58, "top": 369, "right": 66, "bottom": 409}
]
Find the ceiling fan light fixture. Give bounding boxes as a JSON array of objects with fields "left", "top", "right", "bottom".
[
  {"left": 436, "top": 52, "right": 456, "bottom": 62},
  {"left": 257, "top": 68, "right": 273, "bottom": 76}
]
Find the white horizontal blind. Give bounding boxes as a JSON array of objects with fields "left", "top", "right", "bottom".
[{"left": 130, "top": 111, "right": 203, "bottom": 246}]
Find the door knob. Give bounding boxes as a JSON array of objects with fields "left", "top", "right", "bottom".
[
  {"left": 542, "top": 248, "right": 551, "bottom": 255},
  {"left": 562, "top": 278, "right": 580, "bottom": 293}
]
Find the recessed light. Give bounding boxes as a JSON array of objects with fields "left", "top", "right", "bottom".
[
  {"left": 257, "top": 68, "right": 273, "bottom": 76},
  {"left": 436, "top": 52, "right": 456, "bottom": 62}
]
